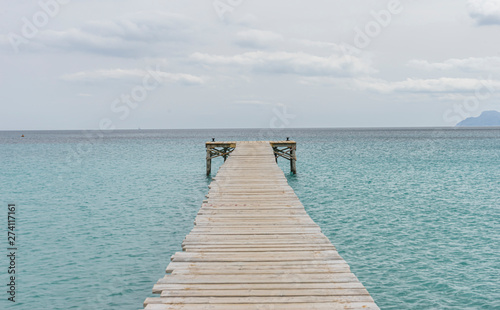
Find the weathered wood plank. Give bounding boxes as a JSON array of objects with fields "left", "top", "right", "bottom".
[
  {"left": 165, "top": 261, "right": 351, "bottom": 273},
  {"left": 145, "top": 295, "right": 374, "bottom": 304},
  {"left": 145, "top": 303, "right": 379, "bottom": 310},
  {"left": 159, "top": 288, "right": 370, "bottom": 297},
  {"left": 170, "top": 251, "right": 342, "bottom": 262},
  {"left": 170, "top": 267, "right": 352, "bottom": 275}
]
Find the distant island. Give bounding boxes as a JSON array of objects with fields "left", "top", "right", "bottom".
[{"left": 457, "top": 110, "right": 500, "bottom": 127}]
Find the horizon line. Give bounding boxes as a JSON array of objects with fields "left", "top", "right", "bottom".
[{"left": 2, "top": 126, "right": 500, "bottom": 132}]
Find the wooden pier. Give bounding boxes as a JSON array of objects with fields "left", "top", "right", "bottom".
[
  {"left": 206, "top": 140, "right": 297, "bottom": 175},
  {"left": 143, "top": 141, "right": 379, "bottom": 310}
]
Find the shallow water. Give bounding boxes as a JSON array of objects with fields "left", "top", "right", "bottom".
[{"left": 1, "top": 128, "right": 499, "bottom": 309}]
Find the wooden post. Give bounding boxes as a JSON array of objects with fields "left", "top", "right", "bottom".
[
  {"left": 206, "top": 142, "right": 236, "bottom": 176},
  {"left": 223, "top": 147, "right": 228, "bottom": 162},
  {"left": 206, "top": 148, "right": 212, "bottom": 176},
  {"left": 290, "top": 146, "right": 296, "bottom": 174}
]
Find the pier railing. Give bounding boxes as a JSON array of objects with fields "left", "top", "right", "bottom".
[{"left": 206, "top": 141, "right": 297, "bottom": 175}]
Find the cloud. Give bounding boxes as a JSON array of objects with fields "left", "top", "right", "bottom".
[
  {"left": 229, "top": 14, "right": 260, "bottom": 27},
  {"left": 292, "top": 39, "right": 346, "bottom": 51},
  {"left": 435, "top": 94, "right": 469, "bottom": 101},
  {"left": 235, "top": 29, "right": 284, "bottom": 48},
  {"left": 37, "top": 11, "right": 194, "bottom": 56},
  {"left": 61, "top": 68, "right": 204, "bottom": 85},
  {"left": 408, "top": 56, "right": 500, "bottom": 72},
  {"left": 190, "top": 51, "right": 374, "bottom": 77},
  {"left": 232, "top": 100, "right": 271, "bottom": 105},
  {"left": 467, "top": 0, "right": 500, "bottom": 25},
  {"left": 355, "top": 77, "right": 500, "bottom": 93}
]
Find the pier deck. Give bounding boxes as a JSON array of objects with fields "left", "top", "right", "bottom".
[{"left": 143, "top": 141, "right": 379, "bottom": 310}]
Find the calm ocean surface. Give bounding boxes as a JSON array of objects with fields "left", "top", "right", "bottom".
[{"left": 1, "top": 128, "right": 499, "bottom": 309}]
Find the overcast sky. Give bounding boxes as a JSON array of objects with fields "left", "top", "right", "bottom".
[{"left": 1, "top": 0, "right": 500, "bottom": 130}]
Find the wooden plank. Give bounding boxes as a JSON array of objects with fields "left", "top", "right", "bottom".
[
  {"left": 145, "top": 295, "right": 374, "bottom": 304},
  {"left": 157, "top": 274, "right": 359, "bottom": 284},
  {"left": 145, "top": 303, "right": 379, "bottom": 310},
  {"left": 152, "top": 282, "right": 367, "bottom": 294},
  {"left": 170, "top": 251, "right": 342, "bottom": 262},
  {"left": 165, "top": 261, "right": 351, "bottom": 273},
  {"left": 159, "top": 288, "right": 370, "bottom": 297},
  {"left": 182, "top": 244, "right": 336, "bottom": 249},
  {"left": 182, "top": 247, "right": 337, "bottom": 253},
  {"left": 170, "top": 267, "right": 352, "bottom": 275}
]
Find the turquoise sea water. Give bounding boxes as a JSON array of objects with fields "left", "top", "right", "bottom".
[{"left": 1, "top": 128, "right": 499, "bottom": 309}]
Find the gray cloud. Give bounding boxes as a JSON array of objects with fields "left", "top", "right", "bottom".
[
  {"left": 234, "top": 29, "right": 284, "bottom": 49},
  {"left": 467, "top": 0, "right": 500, "bottom": 25},
  {"left": 303, "top": 76, "right": 500, "bottom": 94},
  {"left": 190, "top": 51, "right": 375, "bottom": 77},
  {"left": 356, "top": 77, "right": 500, "bottom": 93},
  {"left": 232, "top": 100, "right": 272, "bottom": 105},
  {"left": 37, "top": 11, "right": 194, "bottom": 57},
  {"left": 61, "top": 68, "right": 204, "bottom": 85},
  {"left": 408, "top": 56, "right": 500, "bottom": 72}
]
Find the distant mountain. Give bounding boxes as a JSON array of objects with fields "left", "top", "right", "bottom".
[{"left": 457, "top": 110, "right": 500, "bottom": 127}]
